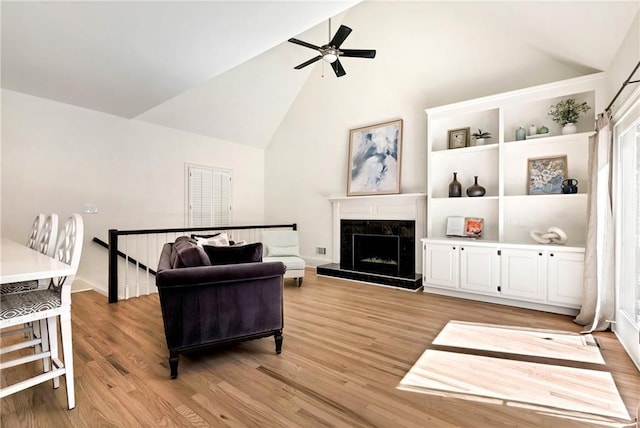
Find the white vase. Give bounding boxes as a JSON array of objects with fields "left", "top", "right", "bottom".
[
  {"left": 475, "top": 138, "right": 485, "bottom": 146},
  {"left": 562, "top": 123, "right": 577, "bottom": 135}
]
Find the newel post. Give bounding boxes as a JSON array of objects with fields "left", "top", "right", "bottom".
[{"left": 108, "top": 229, "right": 119, "bottom": 303}]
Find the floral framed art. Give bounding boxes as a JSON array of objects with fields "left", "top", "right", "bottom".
[
  {"left": 447, "top": 127, "right": 470, "bottom": 149},
  {"left": 347, "top": 119, "right": 403, "bottom": 196},
  {"left": 527, "top": 155, "right": 567, "bottom": 195}
]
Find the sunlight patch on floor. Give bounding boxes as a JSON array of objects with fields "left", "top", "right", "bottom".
[
  {"left": 398, "top": 321, "right": 632, "bottom": 425},
  {"left": 432, "top": 320, "right": 605, "bottom": 364}
]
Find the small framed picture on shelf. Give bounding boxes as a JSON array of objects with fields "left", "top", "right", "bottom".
[
  {"left": 447, "top": 127, "right": 470, "bottom": 149},
  {"left": 446, "top": 216, "right": 484, "bottom": 238},
  {"left": 527, "top": 155, "right": 567, "bottom": 195}
]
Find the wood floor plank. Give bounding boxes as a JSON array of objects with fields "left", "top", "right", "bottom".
[{"left": 1, "top": 270, "right": 638, "bottom": 427}]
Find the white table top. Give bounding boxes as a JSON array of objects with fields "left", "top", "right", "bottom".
[{"left": 0, "top": 238, "right": 75, "bottom": 284}]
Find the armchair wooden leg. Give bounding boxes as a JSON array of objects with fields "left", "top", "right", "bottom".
[
  {"left": 169, "top": 350, "right": 179, "bottom": 379},
  {"left": 274, "top": 331, "right": 283, "bottom": 354}
]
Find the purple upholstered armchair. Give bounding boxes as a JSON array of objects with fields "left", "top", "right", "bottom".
[{"left": 156, "top": 237, "right": 286, "bottom": 378}]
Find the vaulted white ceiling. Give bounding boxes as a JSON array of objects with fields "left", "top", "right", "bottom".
[{"left": 2, "top": 1, "right": 638, "bottom": 149}]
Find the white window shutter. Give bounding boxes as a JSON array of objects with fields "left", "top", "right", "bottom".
[
  {"left": 188, "top": 165, "right": 231, "bottom": 227},
  {"left": 213, "top": 171, "right": 231, "bottom": 227}
]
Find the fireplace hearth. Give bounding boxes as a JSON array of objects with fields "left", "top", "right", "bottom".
[{"left": 317, "top": 219, "right": 422, "bottom": 290}]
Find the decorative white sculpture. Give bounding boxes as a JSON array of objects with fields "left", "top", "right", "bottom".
[{"left": 529, "top": 227, "right": 568, "bottom": 245}]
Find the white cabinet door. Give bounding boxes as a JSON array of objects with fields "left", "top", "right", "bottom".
[
  {"left": 423, "top": 242, "right": 459, "bottom": 289},
  {"left": 459, "top": 245, "right": 499, "bottom": 294},
  {"left": 500, "top": 248, "right": 546, "bottom": 301},
  {"left": 547, "top": 250, "right": 584, "bottom": 307}
]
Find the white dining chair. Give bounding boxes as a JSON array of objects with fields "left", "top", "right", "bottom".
[
  {"left": 1, "top": 213, "right": 59, "bottom": 295},
  {"left": 0, "top": 214, "right": 83, "bottom": 409},
  {"left": 26, "top": 214, "right": 45, "bottom": 250},
  {"left": 1, "top": 213, "right": 60, "bottom": 358},
  {"left": 36, "top": 213, "right": 58, "bottom": 258}
]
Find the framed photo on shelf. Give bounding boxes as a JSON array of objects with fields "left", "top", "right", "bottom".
[
  {"left": 447, "top": 127, "right": 470, "bottom": 149},
  {"left": 347, "top": 119, "right": 403, "bottom": 196},
  {"left": 527, "top": 155, "right": 567, "bottom": 195},
  {"left": 446, "top": 216, "right": 484, "bottom": 238}
]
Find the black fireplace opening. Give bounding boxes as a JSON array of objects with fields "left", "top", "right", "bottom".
[
  {"left": 353, "top": 234, "right": 399, "bottom": 276},
  {"left": 340, "top": 219, "right": 415, "bottom": 278}
]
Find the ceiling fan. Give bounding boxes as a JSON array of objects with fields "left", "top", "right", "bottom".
[{"left": 288, "top": 19, "right": 376, "bottom": 77}]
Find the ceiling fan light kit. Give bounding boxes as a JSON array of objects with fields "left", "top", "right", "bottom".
[{"left": 288, "top": 20, "right": 376, "bottom": 77}]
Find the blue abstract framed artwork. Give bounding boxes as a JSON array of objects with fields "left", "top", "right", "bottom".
[
  {"left": 527, "top": 155, "right": 567, "bottom": 195},
  {"left": 347, "top": 119, "right": 403, "bottom": 196}
]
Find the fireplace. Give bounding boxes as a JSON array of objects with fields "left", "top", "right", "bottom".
[
  {"left": 353, "top": 234, "right": 399, "bottom": 276},
  {"left": 340, "top": 219, "right": 415, "bottom": 276},
  {"left": 317, "top": 219, "right": 421, "bottom": 290},
  {"left": 317, "top": 193, "right": 425, "bottom": 290}
]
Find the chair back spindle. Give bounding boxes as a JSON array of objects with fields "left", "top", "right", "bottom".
[
  {"left": 26, "top": 214, "right": 45, "bottom": 250},
  {"left": 37, "top": 214, "right": 58, "bottom": 258}
]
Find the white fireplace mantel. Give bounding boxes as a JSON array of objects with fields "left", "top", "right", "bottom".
[{"left": 328, "top": 193, "right": 426, "bottom": 272}]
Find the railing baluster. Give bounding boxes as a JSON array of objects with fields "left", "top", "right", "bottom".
[
  {"left": 108, "top": 229, "right": 118, "bottom": 303},
  {"left": 134, "top": 235, "right": 140, "bottom": 298},
  {"left": 124, "top": 237, "right": 129, "bottom": 300}
]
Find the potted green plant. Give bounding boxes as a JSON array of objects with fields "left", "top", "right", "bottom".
[
  {"left": 471, "top": 129, "right": 491, "bottom": 146},
  {"left": 547, "top": 98, "right": 591, "bottom": 134}
]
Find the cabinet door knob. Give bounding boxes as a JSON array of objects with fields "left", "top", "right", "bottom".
[
  {"left": 538, "top": 252, "right": 543, "bottom": 256},
  {"left": 550, "top": 253, "right": 554, "bottom": 257},
  {"left": 452, "top": 246, "right": 456, "bottom": 250},
  {"left": 461, "top": 247, "right": 465, "bottom": 251}
]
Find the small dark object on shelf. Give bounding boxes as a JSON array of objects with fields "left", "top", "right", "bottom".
[
  {"left": 466, "top": 176, "right": 486, "bottom": 197},
  {"left": 449, "top": 172, "right": 462, "bottom": 197}
]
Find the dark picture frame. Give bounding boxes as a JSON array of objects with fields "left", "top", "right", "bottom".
[{"left": 448, "top": 127, "right": 470, "bottom": 149}]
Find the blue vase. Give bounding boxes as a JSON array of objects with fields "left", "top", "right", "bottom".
[{"left": 516, "top": 126, "right": 526, "bottom": 141}]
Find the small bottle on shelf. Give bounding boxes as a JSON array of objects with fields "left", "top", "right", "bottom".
[{"left": 449, "top": 172, "right": 462, "bottom": 197}]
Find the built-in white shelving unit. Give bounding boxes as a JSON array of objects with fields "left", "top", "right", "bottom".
[{"left": 422, "top": 73, "right": 606, "bottom": 315}]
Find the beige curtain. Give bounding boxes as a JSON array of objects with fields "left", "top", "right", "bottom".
[{"left": 574, "top": 112, "right": 615, "bottom": 332}]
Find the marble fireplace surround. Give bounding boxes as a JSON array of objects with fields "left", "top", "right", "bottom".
[{"left": 319, "top": 193, "right": 426, "bottom": 290}]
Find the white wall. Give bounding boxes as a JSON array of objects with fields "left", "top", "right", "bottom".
[
  {"left": 264, "top": 1, "right": 599, "bottom": 266},
  {"left": 1, "top": 89, "right": 265, "bottom": 294},
  {"left": 605, "top": 11, "right": 639, "bottom": 110}
]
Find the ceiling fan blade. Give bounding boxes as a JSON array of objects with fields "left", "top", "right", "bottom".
[
  {"left": 340, "top": 49, "right": 376, "bottom": 59},
  {"left": 332, "top": 59, "right": 346, "bottom": 77},
  {"left": 330, "top": 25, "right": 352, "bottom": 48},
  {"left": 294, "top": 56, "right": 322, "bottom": 70},
  {"left": 288, "top": 38, "right": 321, "bottom": 51}
]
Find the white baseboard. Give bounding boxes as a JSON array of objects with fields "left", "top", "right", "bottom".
[
  {"left": 302, "top": 256, "right": 332, "bottom": 267},
  {"left": 72, "top": 276, "right": 107, "bottom": 296}
]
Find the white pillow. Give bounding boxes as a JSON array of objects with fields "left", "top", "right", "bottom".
[
  {"left": 196, "top": 233, "right": 230, "bottom": 247},
  {"left": 267, "top": 245, "right": 299, "bottom": 257}
]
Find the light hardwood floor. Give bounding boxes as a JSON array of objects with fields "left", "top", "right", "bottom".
[{"left": 1, "top": 270, "right": 639, "bottom": 427}]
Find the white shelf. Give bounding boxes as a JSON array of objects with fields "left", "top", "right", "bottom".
[
  {"left": 422, "top": 74, "right": 604, "bottom": 313},
  {"left": 426, "top": 73, "right": 604, "bottom": 245},
  {"left": 503, "top": 131, "right": 594, "bottom": 148},
  {"left": 433, "top": 143, "right": 498, "bottom": 156},
  {"left": 432, "top": 196, "right": 500, "bottom": 201},
  {"left": 503, "top": 193, "right": 587, "bottom": 200}
]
